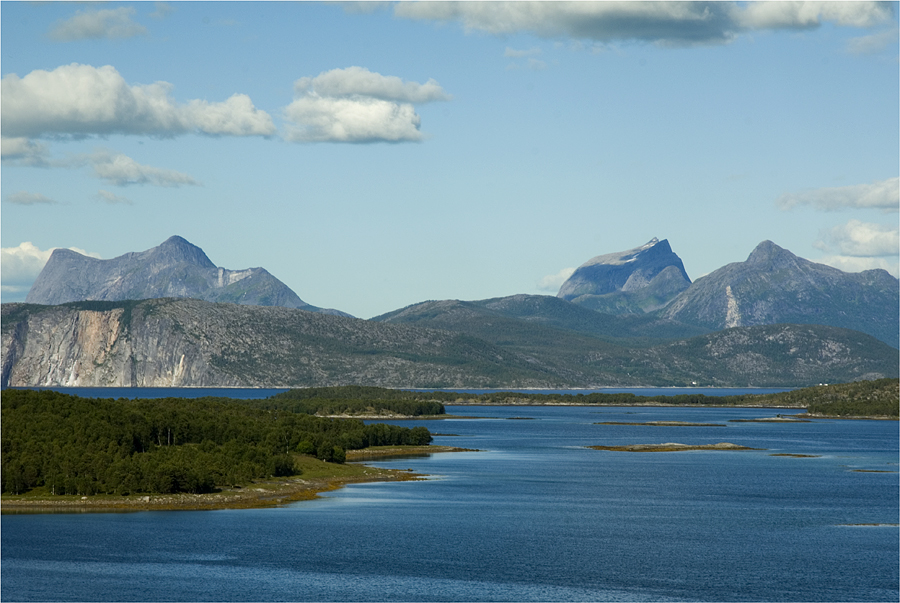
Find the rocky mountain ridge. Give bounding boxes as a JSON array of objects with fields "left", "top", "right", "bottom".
[
  {"left": 25, "top": 236, "right": 348, "bottom": 316},
  {"left": 659, "top": 240, "right": 899, "bottom": 348},
  {"left": 3, "top": 299, "right": 896, "bottom": 388}
]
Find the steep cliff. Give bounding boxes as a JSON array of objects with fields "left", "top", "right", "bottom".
[{"left": 25, "top": 236, "right": 349, "bottom": 316}]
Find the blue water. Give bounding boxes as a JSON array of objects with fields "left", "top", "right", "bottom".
[{"left": 2, "top": 402, "right": 898, "bottom": 601}]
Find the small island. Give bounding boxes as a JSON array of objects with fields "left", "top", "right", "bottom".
[{"left": 588, "top": 442, "right": 764, "bottom": 452}]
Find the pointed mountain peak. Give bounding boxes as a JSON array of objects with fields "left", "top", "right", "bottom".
[
  {"left": 746, "top": 240, "right": 793, "bottom": 265},
  {"left": 152, "top": 235, "right": 215, "bottom": 269}
]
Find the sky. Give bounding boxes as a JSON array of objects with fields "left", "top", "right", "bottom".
[{"left": 2, "top": 1, "right": 898, "bottom": 319}]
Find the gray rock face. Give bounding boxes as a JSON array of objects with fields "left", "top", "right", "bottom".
[
  {"left": 4, "top": 298, "right": 895, "bottom": 388},
  {"left": 557, "top": 238, "right": 691, "bottom": 313},
  {"left": 25, "top": 236, "right": 348, "bottom": 316},
  {"left": 661, "top": 240, "right": 900, "bottom": 348}
]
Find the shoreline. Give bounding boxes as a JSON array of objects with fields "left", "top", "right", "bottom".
[{"left": 0, "top": 446, "right": 473, "bottom": 514}]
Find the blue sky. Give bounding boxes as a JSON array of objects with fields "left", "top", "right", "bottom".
[{"left": 2, "top": 1, "right": 898, "bottom": 318}]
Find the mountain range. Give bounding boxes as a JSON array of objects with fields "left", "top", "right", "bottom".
[
  {"left": 3, "top": 298, "right": 895, "bottom": 388},
  {"left": 26, "top": 236, "right": 348, "bottom": 316},
  {"left": 4, "top": 235, "right": 898, "bottom": 388}
]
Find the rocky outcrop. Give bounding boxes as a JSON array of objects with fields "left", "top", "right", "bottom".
[
  {"left": 25, "top": 236, "right": 349, "bottom": 316},
  {"left": 661, "top": 241, "right": 900, "bottom": 348},
  {"left": 558, "top": 238, "right": 691, "bottom": 314}
]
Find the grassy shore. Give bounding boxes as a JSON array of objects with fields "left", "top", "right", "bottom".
[{"left": 0, "top": 446, "right": 473, "bottom": 514}]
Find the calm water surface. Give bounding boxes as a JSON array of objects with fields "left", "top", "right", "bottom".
[{"left": 2, "top": 397, "right": 897, "bottom": 602}]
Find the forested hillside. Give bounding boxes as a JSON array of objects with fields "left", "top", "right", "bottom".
[{"left": 1, "top": 389, "right": 432, "bottom": 497}]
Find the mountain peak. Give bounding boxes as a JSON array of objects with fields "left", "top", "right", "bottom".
[
  {"left": 557, "top": 238, "right": 691, "bottom": 313},
  {"left": 152, "top": 235, "right": 215, "bottom": 269},
  {"left": 746, "top": 240, "right": 788, "bottom": 264}
]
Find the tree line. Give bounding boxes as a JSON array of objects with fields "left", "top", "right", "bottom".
[{"left": 1, "top": 389, "right": 432, "bottom": 497}]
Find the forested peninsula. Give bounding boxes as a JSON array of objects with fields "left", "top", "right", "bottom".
[
  {"left": 2, "top": 379, "right": 895, "bottom": 511},
  {"left": 0, "top": 389, "right": 435, "bottom": 503}
]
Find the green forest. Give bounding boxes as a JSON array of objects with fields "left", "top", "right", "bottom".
[{"left": 1, "top": 389, "right": 432, "bottom": 497}]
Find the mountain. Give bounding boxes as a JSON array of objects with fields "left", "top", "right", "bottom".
[
  {"left": 660, "top": 241, "right": 900, "bottom": 348},
  {"left": 4, "top": 299, "right": 894, "bottom": 388},
  {"left": 1, "top": 299, "right": 563, "bottom": 389},
  {"left": 557, "top": 238, "right": 692, "bottom": 314},
  {"left": 373, "top": 296, "right": 897, "bottom": 386},
  {"left": 25, "top": 236, "right": 348, "bottom": 316},
  {"left": 375, "top": 294, "right": 709, "bottom": 346}
]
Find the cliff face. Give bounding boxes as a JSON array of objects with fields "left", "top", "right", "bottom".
[
  {"left": 4, "top": 298, "right": 896, "bottom": 389},
  {"left": 661, "top": 241, "right": 900, "bottom": 348},
  {"left": 25, "top": 236, "right": 349, "bottom": 317},
  {"left": 0, "top": 300, "right": 561, "bottom": 388},
  {"left": 558, "top": 238, "right": 692, "bottom": 314},
  {"left": 2, "top": 302, "right": 238, "bottom": 387}
]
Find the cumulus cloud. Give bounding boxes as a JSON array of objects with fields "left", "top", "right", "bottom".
[
  {"left": 1, "top": 242, "right": 100, "bottom": 300},
  {"left": 816, "top": 255, "right": 899, "bottom": 277},
  {"left": 86, "top": 150, "right": 199, "bottom": 187},
  {"left": 537, "top": 267, "right": 576, "bottom": 292},
  {"left": 283, "top": 67, "right": 450, "bottom": 143},
  {"left": 294, "top": 66, "right": 451, "bottom": 104},
  {"left": 96, "top": 190, "right": 134, "bottom": 205},
  {"left": 393, "top": 1, "right": 893, "bottom": 46},
  {"left": 776, "top": 177, "right": 899, "bottom": 212},
  {"left": 814, "top": 219, "right": 899, "bottom": 258},
  {"left": 1, "top": 63, "right": 276, "bottom": 139},
  {"left": 1, "top": 137, "right": 50, "bottom": 166},
  {"left": 3, "top": 191, "right": 59, "bottom": 206},
  {"left": 48, "top": 7, "right": 148, "bottom": 41}
]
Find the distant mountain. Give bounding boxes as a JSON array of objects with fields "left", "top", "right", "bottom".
[
  {"left": 25, "top": 236, "right": 349, "bottom": 316},
  {"left": 660, "top": 241, "right": 899, "bottom": 348},
  {"left": 558, "top": 238, "right": 691, "bottom": 314},
  {"left": 4, "top": 299, "right": 896, "bottom": 388},
  {"left": 375, "top": 294, "right": 709, "bottom": 345}
]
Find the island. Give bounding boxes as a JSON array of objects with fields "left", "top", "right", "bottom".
[{"left": 587, "top": 442, "right": 764, "bottom": 452}]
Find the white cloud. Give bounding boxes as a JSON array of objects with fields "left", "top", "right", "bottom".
[
  {"left": 777, "top": 177, "right": 899, "bottom": 212},
  {"left": 846, "top": 27, "right": 900, "bottom": 55},
  {"left": 394, "top": 1, "right": 894, "bottom": 46},
  {"left": 293, "top": 66, "right": 451, "bottom": 104},
  {"left": 537, "top": 267, "right": 576, "bottom": 292},
  {"left": 815, "top": 254, "right": 899, "bottom": 277},
  {"left": 87, "top": 150, "right": 199, "bottom": 187},
  {"left": 96, "top": 190, "right": 134, "bottom": 205},
  {"left": 150, "top": 3, "right": 175, "bottom": 20},
  {"left": 0, "top": 242, "right": 100, "bottom": 290},
  {"left": 3, "top": 191, "right": 59, "bottom": 206},
  {"left": 1, "top": 63, "right": 276, "bottom": 139},
  {"left": 736, "top": 1, "right": 892, "bottom": 30},
  {"left": 1, "top": 137, "right": 50, "bottom": 166},
  {"left": 48, "top": 7, "right": 148, "bottom": 41},
  {"left": 814, "top": 220, "right": 899, "bottom": 258},
  {"left": 284, "top": 67, "right": 450, "bottom": 143}
]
